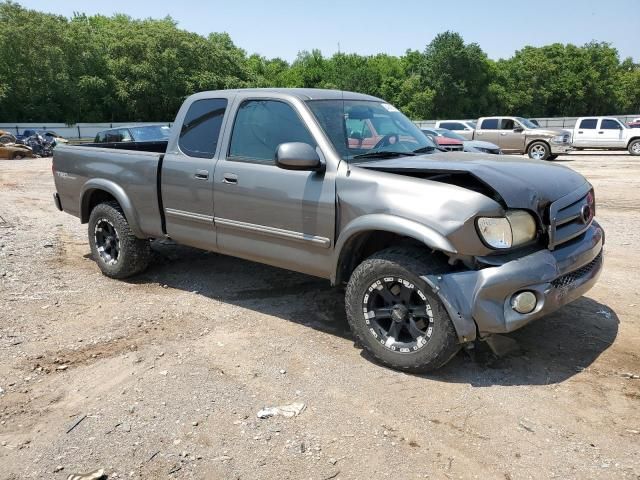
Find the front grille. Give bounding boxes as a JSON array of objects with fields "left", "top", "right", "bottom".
[
  {"left": 551, "top": 251, "right": 602, "bottom": 288},
  {"left": 562, "top": 134, "right": 570, "bottom": 143},
  {"left": 547, "top": 185, "right": 595, "bottom": 250},
  {"left": 444, "top": 145, "right": 464, "bottom": 152}
]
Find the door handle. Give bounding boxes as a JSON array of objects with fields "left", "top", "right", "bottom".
[
  {"left": 223, "top": 173, "right": 238, "bottom": 184},
  {"left": 598, "top": 131, "right": 604, "bottom": 134},
  {"left": 500, "top": 132, "right": 507, "bottom": 136},
  {"left": 194, "top": 169, "right": 209, "bottom": 180},
  {"left": 578, "top": 131, "right": 583, "bottom": 134}
]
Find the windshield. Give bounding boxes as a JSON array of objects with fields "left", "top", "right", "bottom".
[
  {"left": 468, "top": 120, "right": 477, "bottom": 128},
  {"left": 515, "top": 117, "right": 539, "bottom": 129},
  {"left": 436, "top": 129, "right": 466, "bottom": 141},
  {"left": 130, "top": 125, "right": 171, "bottom": 141},
  {"left": 306, "top": 100, "right": 436, "bottom": 162}
]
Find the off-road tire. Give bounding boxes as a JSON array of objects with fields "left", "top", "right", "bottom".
[
  {"left": 345, "top": 247, "right": 460, "bottom": 372},
  {"left": 527, "top": 141, "right": 550, "bottom": 160},
  {"left": 88, "top": 201, "right": 151, "bottom": 279},
  {"left": 629, "top": 139, "right": 640, "bottom": 156}
]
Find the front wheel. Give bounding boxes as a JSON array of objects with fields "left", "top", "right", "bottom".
[
  {"left": 629, "top": 139, "right": 640, "bottom": 156},
  {"left": 345, "top": 247, "right": 460, "bottom": 372},
  {"left": 527, "top": 141, "right": 550, "bottom": 160},
  {"left": 88, "top": 201, "right": 151, "bottom": 279},
  {"left": 547, "top": 155, "right": 558, "bottom": 161}
]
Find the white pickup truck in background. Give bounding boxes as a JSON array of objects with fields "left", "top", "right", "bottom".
[{"left": 572, "top": 117, "right": 640, "bottom": 155}]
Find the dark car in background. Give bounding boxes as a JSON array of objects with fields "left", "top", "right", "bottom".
[
  {"left": 91, "top": 125, "right": 171, "bottom": 152},
  {"left": 424, "top": 128, "right": 502, "bottom": 154}
]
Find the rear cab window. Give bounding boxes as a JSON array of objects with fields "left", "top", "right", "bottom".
[
  {"left": 579, "top": 119, "right": 598, "bottom": 129},
  {"left": 179, "top": 98, "right": 228, "bottom": 158},
  {"left": 479, "top": 119, "right": 499, "bottom": 130},
  {"left": 440, "top": 122, "right": 464, "bottom": 131}
]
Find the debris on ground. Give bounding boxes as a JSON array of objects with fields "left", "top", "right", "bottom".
[
  {"left": 65, "top": 468, "right": 105, "bottom": 480},
  {"left": 257, "top": 402, "right": 306, "bottom": 419}
]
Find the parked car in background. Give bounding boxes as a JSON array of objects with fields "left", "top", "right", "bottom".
[
  {"left": 420, "top": 129, "right": 464, "bottom": 152},
  {"left": 52, "top": 88, "right": 604, "bottom": 373},
  {"left": 18, "top": 129, "right": 68, "bottom": 144},
  {"left": 90, "top": 125, "right": 171, "bottom": 152},
  {"left": 0, "top": 130, "right": 16, "bottom": 144},
  {"left": 434, "top": 120, "right": 476, "bottom": 140},
  {"left": 627, "top": 118, "right": 640, "bottom": 129},
  {"left": 423, "top": 128, "right": 501, "bottom": 154},
  {"left": 572, "top": 117, "right": 640, "bottom": 155},
  {"left": 529, "top": 119, "right": 540, "bottom": 127},
  {"left": 474, "top": 117, "right": 572, "bottom": 160}
]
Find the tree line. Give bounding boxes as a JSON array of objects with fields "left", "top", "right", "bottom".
[{"left": 0, "top": 1, "right": 638, "bottom": 123}]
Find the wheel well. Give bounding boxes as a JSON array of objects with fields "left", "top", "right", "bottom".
[
  {"left": 628, "top": 137, "right": 640, "bottom": 146},
  {"left": 81, "top": 189, "right": 118, "bottom": 223},
  {"left": 526, "top": 139, "right": 550, "bottom": 152},
  {"left": 335, "top": 231, "right": 449, "bottom": 286}
]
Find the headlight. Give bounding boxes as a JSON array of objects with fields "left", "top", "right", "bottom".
[
  {"left": 551, "top": 135, "right": 567, "bottom": 143},
  {"left": 476, "top": 210, "right": 537, "bottom": 249}
]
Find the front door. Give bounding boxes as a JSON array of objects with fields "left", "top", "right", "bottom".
[
  {"left": 212, "top": 98, "right": 335, "bottom": 278},
  {"left": 497, "top": 118, "right": 526, "bottom": 153},
  {"left": 599, "top": 118, "right": 625, "bottom": 148},
  {"left": 160, "top": 97, "right": 229, "bottom": 251}
]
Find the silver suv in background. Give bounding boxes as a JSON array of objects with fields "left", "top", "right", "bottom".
[{"left": 434, "top": 120, "right": 477, "bottom": 140}]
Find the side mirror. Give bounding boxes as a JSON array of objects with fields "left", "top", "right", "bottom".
[
  {"left": 513, "top": 126, "right": 524, "bottom": 133},
  {"left": 275, "top": 142, "right": 323, "bottom": 172}
]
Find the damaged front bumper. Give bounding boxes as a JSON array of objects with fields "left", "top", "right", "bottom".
[{"left": 423, "top": 222, "right": 604, "bottom": 342}]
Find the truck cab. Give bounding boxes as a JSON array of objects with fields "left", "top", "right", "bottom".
[
  {"left": 433, "top": 120, "right": 477, "bottom": 140},
  {"left": 475, "top": 116, "right": 572, "bottom": 160},
  {"left": 572, "top": 117, "right": 640, "bottom": 155}
]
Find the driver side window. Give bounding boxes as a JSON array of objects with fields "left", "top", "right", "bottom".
[{"left": 228, "top": 100, "right": 316, "bottom": 165}]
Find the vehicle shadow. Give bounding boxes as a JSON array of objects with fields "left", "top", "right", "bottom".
[
  {"left": 130, "top": 241, "right": 618, "bottom": 386},
  {"left": 425, "top": 296, "right": 619, "bottom": 386}
]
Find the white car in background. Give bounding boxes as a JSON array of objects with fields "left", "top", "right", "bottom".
[
  {"left": 434, "top": 120, "right": 477, "bottom": 140},
  {"left": 572, "top": 117, "right": 640, "bottom": 155}
]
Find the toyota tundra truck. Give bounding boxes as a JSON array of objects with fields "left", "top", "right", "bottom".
[{"left": 52, "top": 89, "right": 603, "bottom": 372}]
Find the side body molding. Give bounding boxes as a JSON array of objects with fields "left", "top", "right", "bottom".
[
  {"left": 331, "top": 213, "right": 457, "bottom": 283},
  {"left": 80, "top": 179, "right": 145, "bottom": 238}
]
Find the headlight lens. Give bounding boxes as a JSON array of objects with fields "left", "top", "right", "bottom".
[
  {"left": 551, "top": 134, "right": 566, "bottom": 143},
  {"left": 477, "top": 210, "right": 537, "bottom": 249}
]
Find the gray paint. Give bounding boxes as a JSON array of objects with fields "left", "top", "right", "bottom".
[{"left": 52, "top": 88, "right": 604, "bottom": 346}]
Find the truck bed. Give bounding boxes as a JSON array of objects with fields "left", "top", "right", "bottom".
[
  {"left": 79, "top": 140, "right": 168, "bottom": 153},
  {"left": 52, "top": 144, "right": 165, "bottom": 239}
]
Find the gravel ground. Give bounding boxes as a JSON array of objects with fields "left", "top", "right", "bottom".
[{"left": 0, "top": 151, "right": 639, "bottom": 480}]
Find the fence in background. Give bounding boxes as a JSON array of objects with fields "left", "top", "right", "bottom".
[
  {"left": 0, "top": 122, "right": 173, "bottom": 141},
  {"left": 415, "top": 114, "right": 640, "bottom": 129}
]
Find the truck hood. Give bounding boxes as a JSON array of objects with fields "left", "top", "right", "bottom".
[
  {"left": 526, "top": 127, "right": 568, "bottom": 137},
  {"left": 353, "top": 152, "right": 588, "bottom": 215}
]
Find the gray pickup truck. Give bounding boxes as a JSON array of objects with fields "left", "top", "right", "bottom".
[{"left": 52, "top": 88, "right": 604, "bottom": 372}]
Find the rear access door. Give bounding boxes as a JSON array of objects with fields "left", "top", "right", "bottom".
[
  {"left": 160, "top": 96, "right": 231, "bottom": 251},
  {"left": 573, "top": 118, "right": 599, "bottom": 147}
]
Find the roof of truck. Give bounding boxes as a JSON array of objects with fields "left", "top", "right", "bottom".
[{"left": 199, "top": 88, "right": 383, "bottom": 101}]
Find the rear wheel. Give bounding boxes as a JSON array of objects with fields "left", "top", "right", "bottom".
[
  {"left": 88, "top": 201, "right": 151, "bottom": 279},
  {"left": 629, "top": 139, "right": 640, "bottom": 156},
  {"left": 12, "top": 153, "right": 23, "bottom": 160},
  {"left": 345, "top": 247, "right": 460, "bottom": 372},
  {"left": 527, "top": 141, "right": 550, "bottom": 160}
]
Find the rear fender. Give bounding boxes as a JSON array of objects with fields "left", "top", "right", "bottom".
[{"left": 80, "top": 179, "right": 145, "bottom": 238}]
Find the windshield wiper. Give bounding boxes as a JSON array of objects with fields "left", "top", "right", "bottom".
[
  {"left": 352, "top": 150, "right": 416, "bottom": 160},
  {"left": 412, "top": 146, "right": 437, "bottom": 154}
]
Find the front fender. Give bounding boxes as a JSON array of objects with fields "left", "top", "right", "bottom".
[
  {"left": 331, "top": 213, "right": 457, "bottom": 283},
  {"left": 80, "top": 179, "right": 145, "bottom": 238}
]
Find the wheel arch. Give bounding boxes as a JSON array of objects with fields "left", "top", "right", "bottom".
[
  {"left": 80, "top": 179, "right": 145, "bottom": 238},
  {"left": 331, "top": 214, "right": 457, "bottom": 286},
  {"left": 627, "top": 136, "right": 640, "bottom": 147},
  {"left": 526, "top": 138, "right": 551, "bottom": 153}
]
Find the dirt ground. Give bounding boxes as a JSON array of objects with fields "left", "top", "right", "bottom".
[{"left": 0, "top": 151, "right": 638, "bottom": 480}]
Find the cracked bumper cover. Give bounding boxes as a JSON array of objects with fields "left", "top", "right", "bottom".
[{"left": 423, "top": 222, "right": 604, "bottom": 342}]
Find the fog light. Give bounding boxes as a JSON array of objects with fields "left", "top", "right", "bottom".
[{"left": 511, "top": 291, "right": 537, "bottom": 314}]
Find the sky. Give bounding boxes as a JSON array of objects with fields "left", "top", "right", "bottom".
[{"left": 16, "top": 0, "right": 640, "bottom": 62}]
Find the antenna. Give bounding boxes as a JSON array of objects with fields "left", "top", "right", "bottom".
[{"left": 338, "top": 41, "right": 348, "bottom": 171}]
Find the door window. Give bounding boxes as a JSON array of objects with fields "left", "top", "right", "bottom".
[
  {"left": 229, "top": 100, "right": 316, "bottom": 165},
  {"left": 179, "top": 98, "right": 228, "bottom": 158},
  {"left": 579, "top": 119, "right": 598, "bottom": 129},
  {"left": 601, "top": 119, "right": 622, "bottom": 130},
  {"left": 500, "top": 119, "right": 515, "bottom": 130},
  {"left": 480, "top": 119, "right": 499, "bottom": 130}
]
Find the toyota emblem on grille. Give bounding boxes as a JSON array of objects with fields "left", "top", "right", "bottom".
[{"left": 580, "top": 204, "right": 593, "bottom": 224}]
